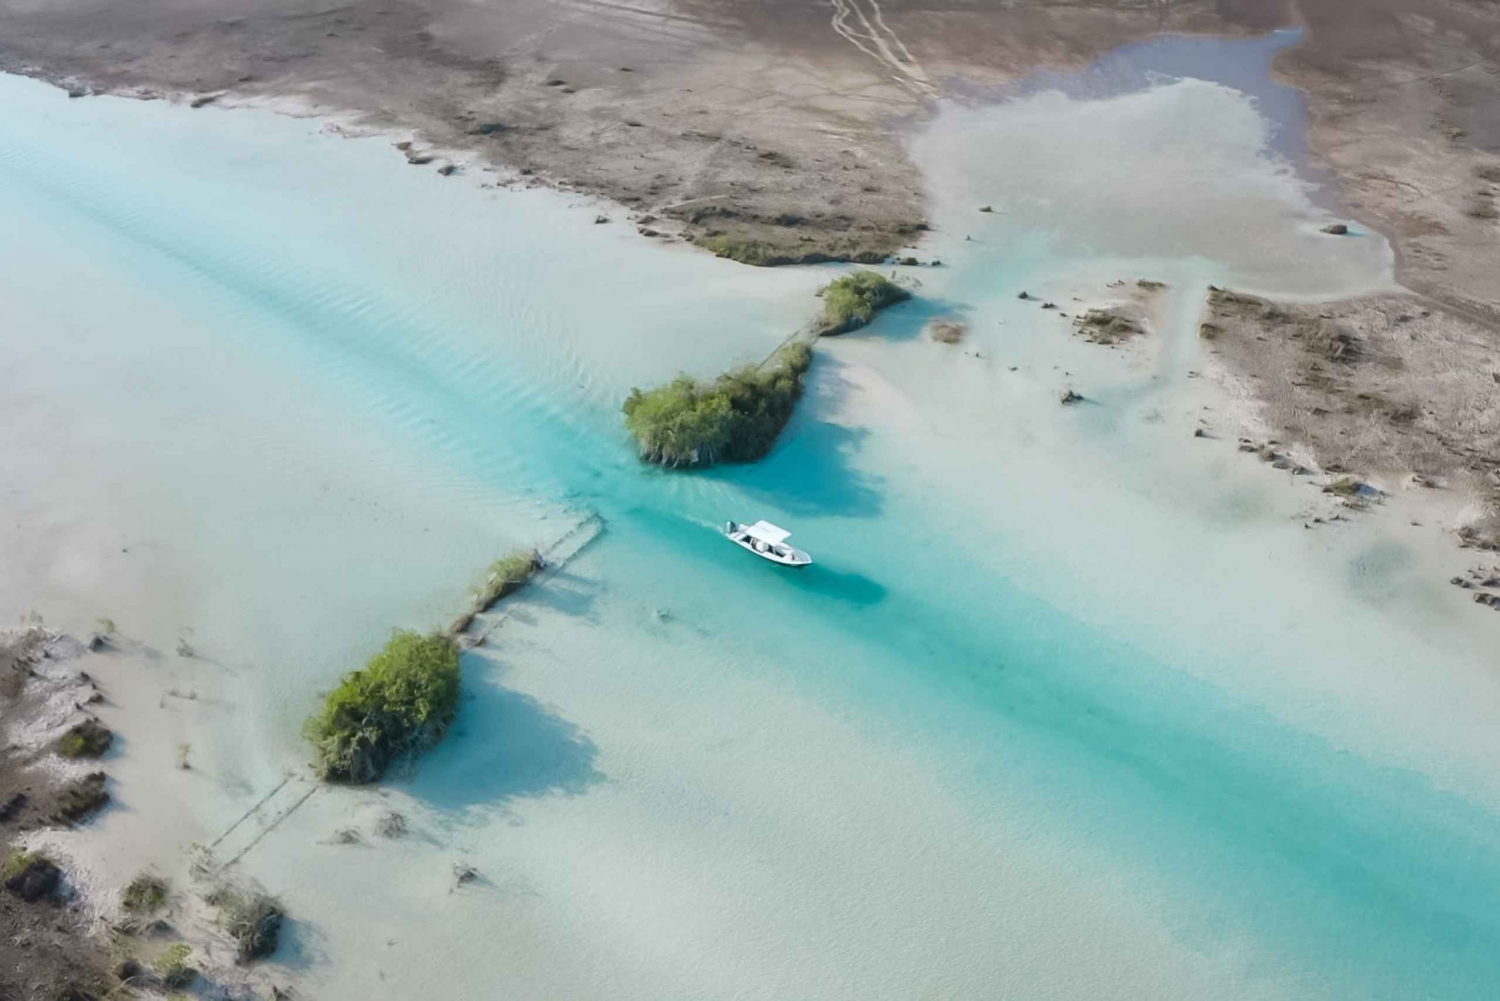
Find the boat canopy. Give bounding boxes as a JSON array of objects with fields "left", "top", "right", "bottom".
[{"left": 743, "top": 520, "right": 792, "bottom": 545}]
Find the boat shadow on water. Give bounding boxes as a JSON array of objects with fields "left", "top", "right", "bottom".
[
  {"left": 410, "top": 652, "right": 604, "bottom": 824},
  {"left": 783, "top": 561, "right": 888, "bottom": 608}
]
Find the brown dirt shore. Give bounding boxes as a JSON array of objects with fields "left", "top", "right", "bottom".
[{"left": 0, "top": 627, "right": 116, "bottom": 1000}]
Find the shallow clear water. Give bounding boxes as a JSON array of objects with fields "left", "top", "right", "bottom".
[{"left": 3, "top": 33, "right": 1500, "bottom": 1000}]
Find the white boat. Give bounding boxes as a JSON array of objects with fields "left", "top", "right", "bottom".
[{"left": 725, "top": 520, "right": 812, "bottom": 568}]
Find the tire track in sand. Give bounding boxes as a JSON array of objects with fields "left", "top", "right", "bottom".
[{"left": 829, "top": 0, "right": 936, "bottom": 98}]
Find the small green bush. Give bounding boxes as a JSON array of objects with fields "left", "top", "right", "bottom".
[
  {"left": 622, "top": 342, "right": 812, "bottom": 467},
  {"left": 57, "top": 719, "right": 112, "bottom": 759},
  {"left": 303, "top": 630, "right": 461, "bottom": 783},
  {"left": 818, "top": 270, "right": 910, "bottom": 335},
  {"left": 152, "top": 943, "right": 195, "bottom": 989},
  {"left": 475, "top": 550, "right": 543, "bottom": 612},
  {"left": 122, "top": 872, "right": 169, "bottom": 913}
]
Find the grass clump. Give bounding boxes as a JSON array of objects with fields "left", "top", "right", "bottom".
[
  {"left": 303, "top": 630, "right": 461, "bottom": 783},
  {"left": 0, "top": 850, "right": 41, "bottom": 885},
  {"left": 218, "top": 889, "right": 285, "bottom": 962},
  {"left": 55, "top": 772, "right": 109, "bottom": 824},
  {"left": 699, "top": 234, "right": 778, "bottom": 265},
  {"left": 622, "top": 342, "right": 812, "bottom": 467},
  {"left": 1323, "top": 475, "right": 1366, "bottom": 497},
  {"left": 817, "top": 270, "right": 910, "bottom": 335},
  {"left": 2, "top": 850, "right": 60, "bottom": 901},
  {"left": 122, "top": 872, "right": 169, "bottom": 913},
  {"left": 57, "top": 718, "right": 113, "bottom": 759},
  {"left": 152, "top": 943, "right": 196, "bottom": 989}
]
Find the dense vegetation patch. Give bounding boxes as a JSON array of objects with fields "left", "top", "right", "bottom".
[
  {"left": 622, "top": 342, "right": 812, "bottom": 467},
  {"left": 303, "top": 630, "right": 461, "bottom": 783},
  {"left": 817, "top": 270, "right": 911, "bottom": 335},
  {"left": 57, "top": 718, "right": 112, "bottom": 759}
]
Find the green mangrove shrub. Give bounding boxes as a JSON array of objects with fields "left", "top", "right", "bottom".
[
  {"left": 476, "top": 550, "right": 543, "bottom": 612},
  {"left": 622, "top": 341, "right": 813, "bottom": 467},
  {"left": 818, "top": 270, "right": 910, "bottom": 335},
  {"left": 303, "top": 630, "right": 461, "bottom": 783}
]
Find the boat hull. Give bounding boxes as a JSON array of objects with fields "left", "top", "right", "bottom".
[{"left": 725, "top": 521, "right": 812, "bottom": 567}]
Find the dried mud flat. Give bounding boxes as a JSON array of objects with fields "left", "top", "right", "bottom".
[{"left": 1202, "top": 287, "right": 1500, "bottom": 546}]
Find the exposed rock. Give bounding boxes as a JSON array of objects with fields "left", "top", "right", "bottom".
[
  {"left": 452, "top": 861, "right": 480, "bottom": 889},
  {"left": 373, "top": 810, "right": 408, "bottom": 838},
  {"left": 1075, "top": 307, "right": 1144, "bottom": 344},
  {"left": 189, "top": 93, "right": 219, "bottom": 109},
  {"left": 1060, "top": 389, "right": 1084, "bottom": 405},
  {"left": 437, "top": 164, "right": 458, "bottom": 176},
  {"left": 1041, "top": 301, "right": 1057, "bottom": 310},
  {"left": 1136, "top": 278, "right": 1166, "bottom": 290},
  {"left": 1320, "top": 223, "right": 1349, "bottom": 235},
  {"left": 594, "top": 215, "right": 610, "bottom": 224},
  {"left": 1017, "top": 291, "right": 1030, "bottom": 300},
  {"left": 979, "top": 205, "right": 993, "bottom": 213}
]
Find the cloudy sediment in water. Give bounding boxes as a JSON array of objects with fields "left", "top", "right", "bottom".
[{"left": 2, "top": 33, "right": 1499, "bottom": 1000}]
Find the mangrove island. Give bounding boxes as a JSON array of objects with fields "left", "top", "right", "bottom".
[{"left": 623, "top": 341, "right": 813, "bottom": 467}]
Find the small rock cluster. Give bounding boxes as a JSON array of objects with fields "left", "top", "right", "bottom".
[{"left": 1451, "top": 566, "right": 1500, "bottom": 609}]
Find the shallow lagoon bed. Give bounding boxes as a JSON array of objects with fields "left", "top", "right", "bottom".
[{"left": 3, "top": 32, "right": 1500, "bottom": 1001}]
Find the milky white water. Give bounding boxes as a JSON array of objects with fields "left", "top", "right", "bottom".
[{"left": 3, "top": 31, "right": 1500, "bottom": 1000}]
